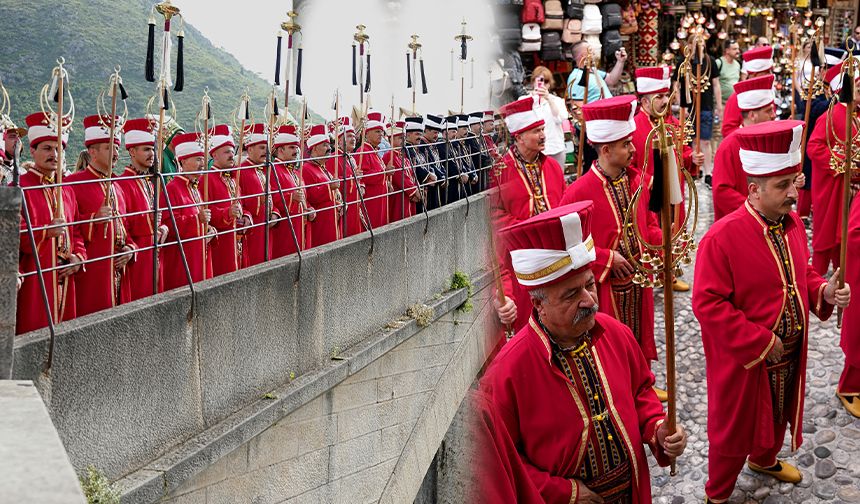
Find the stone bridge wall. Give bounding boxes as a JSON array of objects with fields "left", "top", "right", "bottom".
[{"left": 9, "top": 193, "right": 497, "bottom": 502}]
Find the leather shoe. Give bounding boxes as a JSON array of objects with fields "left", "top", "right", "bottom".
[
  {"left": 747, "top": 460, "right": 802, "bottom": 483},
  {"left": 838, "top": 393, "right": 860, "bottom": 418},
  {"left": 672, "top": 279, "right": 690, "bottom": 292}
]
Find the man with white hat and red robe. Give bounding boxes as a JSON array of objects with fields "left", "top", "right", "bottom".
[
  {"left": 161, "top": 132, "right": 214, "bottom": 290},
  {"left": 116, "top": 117, "right": 167, "bottom": 299},
  {"left": 383, "top": 120, "right": 419, "bottom": 222},
  {"left": 491, "top": 95, "right": 566, "bottom": 333},
  {"left": 806, "top": 64, "right": 860, "bottom": 275},
  {"left": 327, "top": 116, "right": 364, "bottom": 237},
  {"left": 238, "top": 123, "right": 278, "bottom": 267},
  {"left": 631, "top": 66, "right": 703, "bottom": 292},
  {"left": 560, "top": 94, "right": 667, "bottom": 399},
  {"left": 16, "top": 112, "right": 85, "bottom": 334},
  {"left": 355, "top": 111, "right": 389, "bottom": 228},
  {"left": 692, "top": 120, "right": 851, "bottom": 502},
  {"left": 721, "top": 45, "right": 774, "bottom": 138},
  {"left": 482, "top": 200, "right": 687, "bottom": 503},
  {"left": 839, "top": 196, "right": 860, "bottom": 417},
  {"left": 67, "top": 114, "right": 136, "bottom": 316},
  {"left": 203, "top": 124, "right": 250, "bottom": 275},
  {"left": 302, "top": 124, "right": 341, "bottom": 247},
  {"left": 712, "top": 74, "right": 778, "bottom": 221},
  {"left": 270, "top": 124, "right": 308, "bottom": 257}
]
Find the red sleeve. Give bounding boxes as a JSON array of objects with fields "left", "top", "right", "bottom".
[
  {"left": 303, "top": 169, "right": 330, "bottom": 208},
  {"left": 483, "top": 377, "right": 575, "bottom": 503},
  {"left": 692, "top": 233, "right": 777, "bottom": 369},
  {"left": 160, "top": 185, "right": 203, "bottom": 241},
  {"left": 66, "top": 195, "right": 87, "bottom": 260},
  {"left": 806, "top": 113, "right": 841, "bottom": 183}
]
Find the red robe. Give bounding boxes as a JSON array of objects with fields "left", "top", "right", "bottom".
[
  {"left": 480, "top": 313, "right": 670, "bottom": 503},
  {"left": 203, "top": 168, "right": 244, "bottom": 275},
  {"left": 841, "top": 196, "right": 860, "bottom": 375},
  {"left": 807, "top": 103, "right": 855, "bottom": 256},
  {"left": 326, "top": 153, "right": 364, "bottom": 237},
  {"left": 270, "top": 160, "right": 304, "bottom": 258},
  {"left": 469, "top": 390, "right": 545, "bottom": 503},
  {"left": 560, "top": 164, "right": 663, "bottom": 360},
  {"left": 721, "top": 92, "right": 742, "bottom": 138},
  {"left": 16, "top": 170, "right": 86, "bottom": 334},
  {"left": 355, "top": 143, "right": 388, "bottom": 229},
  {"left": 382, "top": 148, "right": 418, "bottom": 222},
  {"left": 302, "top": 160, "right": 341, "bottom": 247},
  {"left": 160, "top": 175, "right": 212, "bottom": 290},
  {"left": 238, "top": 160, "right": 274, "bottom": 267},
  {"left": 491, "top": 150, "right": 566, "bottom": 332},
  {"left": 115, "top": 167, "right": 161, "bottom": 300},
  {"left": 711, "top": 131, "right": 747, "bottom": 221},
  {"left": 693, "top": 202, "right": 832, "bottom": 456},
  {"left": 66, "top": 166, "right": 134, "bottom": 316}
]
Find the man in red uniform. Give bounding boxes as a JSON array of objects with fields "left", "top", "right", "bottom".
[
  {"left": 16, "top": 113, "right": 85, "bottom": 334},
  {"left": 839, "top": 195, "right": 860, "bottom": 417},
  {"left": 482, "top": 201, "right": 687, "bottom": 503},
  {"left": 491, "top": 95, "right": 566, "bottom": 332},
  {"left": 67, "top": 114, "right": 135, "bottom": 316},
  {"left": 302, "top": 124, "right": 341, "bottom": 247},
  {"left": 561, "top": 95, "right": 668, "bottom": 400},
  {"left": 631, "top": 66, "right": 703, "bottom": 292},
  {"left": 204, "top": 124, "right": 249, "bottom": 275},
  {"left": 161, "top": 132, "right": 214, "bottom": 290},
  {"left": 383, "top": 120, "right": 419, "bottom": 221},
  {"left": 693, "top": 120, "right": 851, "bottom": 502},
  {"left": 270, "top": 124, "right": 307, "bottom": 257},
  {"left": 355, "top": 111, "right": 388, "bottom": 229},
  {"left": 806, "top": 65, "right": 860, "bottom": 275},
  {"left": 116, "top": 117, "right": 167, "bottom": 299},
  {"left": 712, "top": 74, "right": 778, "bottom": 221},
  {"left": 327, "top": 117, "right": 364, "bottom": 237},
  {"left": 238, "top": 123, "right": 276, "bottom": 267},
  {"left": 721, "top": 45, "right": 774, "bottom": 138}
]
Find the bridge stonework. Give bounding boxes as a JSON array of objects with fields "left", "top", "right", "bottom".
[{"left": 9, "top": 194, "right": 498, "bottom": 503}]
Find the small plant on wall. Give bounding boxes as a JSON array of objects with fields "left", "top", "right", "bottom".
[{"left": 79, "top": 465, "right": 120, "bottom": 504}]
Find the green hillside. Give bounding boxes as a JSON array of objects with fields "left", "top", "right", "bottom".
[{"left": 0, "top": 0, "right": 320, "bottom": 158}]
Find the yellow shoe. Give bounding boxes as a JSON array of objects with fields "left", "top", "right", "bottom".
[
  {"left": 838, "top": 393, "right": 860, "bottom": 418},
  {"left": 747, "top": 460, "right": 802, "bottom": 483},
  {"left": 653, "top": 386, "right": 668, "bottom": 402},
  {"left": 672, "top": 279, "right": 690, "bottom": 292}
]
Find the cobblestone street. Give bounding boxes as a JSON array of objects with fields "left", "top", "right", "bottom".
[{"left": 648, "top": 181, "right": 860, "bottom": 503}]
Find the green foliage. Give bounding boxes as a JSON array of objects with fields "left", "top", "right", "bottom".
[
  {"left": 450, "top": 271, "right": 474, "bottom": 312},
  {"left": 78, "top": 465, "right": 120, "bottom": 504},
  {"left": 261, "top": 392, "right": 277, "bottom": 400},
  {"left": 0, "top": 0, "right": 323, "bottom": 158}
]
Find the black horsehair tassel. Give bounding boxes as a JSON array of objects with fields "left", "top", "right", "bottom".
[
  {"left": 273, "top": 96, "right": 280, "bottom": 117},
  {"left": 460, "top": 37, "right": 467, "bottom": 61},
  {"left": 406, "top": 53, "right": 412, "bottom": 88},
  {"left": 840, "top": 72, "right": 855, "bottom": 104},
  {"left": 810, "top": 40, "right": 821, "bottom": 68},
  {"left": 119, "top": 82, "right": 129, "bottom": 101},
  {"left": 352, "top": 44, "right": 357, "bottom": 85},
  {"left": 145, "top": 19, "right": 156, "bottom": 82},
  {"left": 648, "top": 148, "right": 664, "bottom": 214},
  {"left": 420, "top": 58, "right": 428, "bottom": 95},
  {"left": 295, "top": 47, "right": 303, "bottom": 95},
  {"left": 162, "top": 88, "right": 169, "bottom": 110},
  {"left": 365, "top": 52, "right": 371, "bottom": 92},
  {"left": 174, "top": 33, "right": 185, "bottom": 92},
  {"left": 243, "top": 99, "right": 250, "bottom": 120},
  {"left": 205, "top": 101, "right": 211, "bottom": 120},
  {"left": 274, "top": 33, "right": 282, "bottom": 86}
]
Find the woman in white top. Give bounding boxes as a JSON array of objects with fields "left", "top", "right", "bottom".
[{"left": 528, "top": 66, "right": 568, "bottom": 168}]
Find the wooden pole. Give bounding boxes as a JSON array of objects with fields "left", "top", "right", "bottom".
[
  {"left": 838, "top": 62, "right": 854, "bottom": 327},
  {"left": 153, "top": 80, "right": 166, "bottom": 296},
  {"left": 657, "top": 108, "right": 678, "bottom": 476}
]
